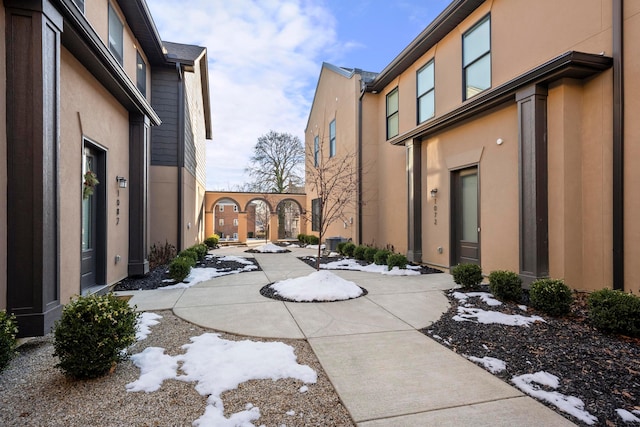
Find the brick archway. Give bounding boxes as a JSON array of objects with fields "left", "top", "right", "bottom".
[{"left": 205, "top": 191, "right": 307, "bottom": 243}]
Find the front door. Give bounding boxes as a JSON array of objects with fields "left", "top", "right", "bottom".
[
  {"left": 452, "top": 166, "right": 480, "bottom": 265},
  {"left": 81, "top": 145, "right": 105, "bottom": 291}
]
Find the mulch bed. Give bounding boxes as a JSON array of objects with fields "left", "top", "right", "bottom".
[
  {"left": 298, "top": 256, "right": 443, "bottom": 274},
  {"left": 112, "top": 256, "right": 261, "bottom": 291},
  {"left": 259, "top": 283, "right": 368, "bottom": 303},
  {"left": 422, "top": 287, "right": 640, "bottom": 426}
]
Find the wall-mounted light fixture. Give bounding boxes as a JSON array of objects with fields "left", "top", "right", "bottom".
[
  {"left": 430, "top": 188, "right": 438, "bottom": 198},
  {"left": 496, "top": 138, "right": 504, "bottom": 145},
  {"left": 116, "top": 176, "right": 128, "bottom": 188}
]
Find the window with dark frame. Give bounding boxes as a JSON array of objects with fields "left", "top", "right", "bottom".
[
  {"left": 219, "top": 218, "right": 224, "bottom": 226},
  {"left": 417, "top": 60, "right": 435, "bottom": 124},
  {"left": 108, "top": 3, "right": 124, "bottom": 65},
  {"left": 463, "top": 15, "right": 491, "bottom": 100},
  {"left": 329, "top": 119, "right": 336, "bottom": 157},
  {"left": 386, "top": 88, "right": 399, "bottom": 139},
  {"left": 313, "top": 135, "right": 319, "bottom": 167},
  {"left": 311, "top": 198, "right": 321, "bottom": 232},
  {"left": 136, "top": 51, "right": 146, "bottom": 96}
]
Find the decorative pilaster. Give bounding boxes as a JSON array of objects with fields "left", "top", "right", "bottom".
[
  {"left": 128, "top": 113, "right": 151, "bottom": 276},
  {"left": 407, "top": 139, "right": 422, "bottom": 263}
]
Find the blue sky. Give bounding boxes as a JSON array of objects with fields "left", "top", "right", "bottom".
[{"left": 146, "top": 0, "right": 452, "bottom": 190}]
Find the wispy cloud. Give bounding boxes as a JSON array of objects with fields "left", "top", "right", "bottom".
[{"left": 147, "top": 0, "right": 342, "bottom": 190}]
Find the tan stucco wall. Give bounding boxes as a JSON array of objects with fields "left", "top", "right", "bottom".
[
  {"left": 0, "top": 1, "right": 7, "bottom": 309},
  {"left": 60, "top": 48, "right": 130, "bottom": 302},
  {"left": 150, "top": 165, "right": 179, "bottom": 249},
  {"left": 360, "top": 94, "right": 380, "bottom": 246}
]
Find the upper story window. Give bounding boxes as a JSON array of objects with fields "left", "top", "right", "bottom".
[
  {"left": 219, "top": 205, "right": 224, "bottom": 212},
  {"left": 108, "top": 3, "right": 124, "bottom": 66},
  {"left": 233, "top": 219, "right": 239, "bottom": 226},
  {"left": 386, "top": 88, "right": 399, "bottom": 139},
  {"left": 72, "top": 0, "right": 85, "bottom": 13},
  {"left": 233, "top": 205, "right": 238, "bottom": 212},
  {"left": 136, "top": 51, "right": 146, "bottom": 96},
  {"left": 463, "top": 15, "right": 491, "bottom": 100},
  {"left": 329, "top": 119, "right": 336, "bottom": 157},
  {"left": 417, "top": 60, "right": 435, "bottom": 124},
  {"left": 313, "top": 135, "right": 319, "bottom": 166},
  {"left": 219, "top": 218, "right": 224, "bottom": 226}
]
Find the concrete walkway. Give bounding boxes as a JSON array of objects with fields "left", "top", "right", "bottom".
[{"left": 119, "top": 246, "right": 575, "bottom": 426}]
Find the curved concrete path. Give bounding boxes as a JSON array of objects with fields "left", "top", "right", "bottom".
[{"left": 119, "top": 246, "right": 575, "bottom": 426}]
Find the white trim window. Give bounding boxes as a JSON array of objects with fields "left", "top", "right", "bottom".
[{"left": 329, "top": 119, "right": 336, "bottom": 157}]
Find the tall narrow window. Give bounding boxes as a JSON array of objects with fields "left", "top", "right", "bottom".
[
  {"left": 136, "top": 51, "right": 146, "bottom": 96},
  {"left": 219, "top": 205, "right": 224, "bottom": 212},
  {"left": 313, "top": 135, "right": 319, "bottom": 166},
  {"left": 329, "top": 119, "right": 336, "bottom": 157},
  {"left": 219, "top": 218, "right": 224, "bottom": 226},
  {"left": 417, "top": 60, "right": 435, "bottom": 123},
  {"left": 386, "top": 88, "right": 399, "bottom": 139},
  {"left": 233, "top": 219, "right": 238, "bottom": 226},
  {"left": 463, "top": 15, "right": 491, "bottom": 99},
  {"left": 108, "top": 3, "right": 124, "bottom": 65},
  {"left": 311, "top": 198, "right": 321, "bottom": 231}
]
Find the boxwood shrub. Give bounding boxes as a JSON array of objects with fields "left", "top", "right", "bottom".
[
  {"left": 364, "top": 247, "right": 378, "bottom": 263},
  {"left": 169, "top": 256, "right": 195, "bottom": 282},
  {"left": 53, "top": 294, "right": 139, "bottom": 379},
  {"left": 0, "top": 310, "right": 18, "bottom": 372},
  {"left": 191, "top": 244, "right": 208, "bottom": 261},
  {"left": 373, "top": 249, "right": 392, "bottom": 266},
  {"left": 529, "top": 279, "right": 573, "bottom": 316},
  {"left": 178, "top": 248, "right": 199, "bottom": 264},
  {"left": 488, "top": 270, "right": 522, "bottom": 302},
  {"left": 387, "top": 253, "right": 408, "bottom": 270},
  {"left": 204, "top": 234, "right": 219, "bottom": 248},
  {"left": 353, "top": 245, "right": 367, "bottom": 260},
  {"left": 306, "top": 235, "right": 319, "bottom": 245},
  {"left": 336, "top": 242, "right": 347, "bottom": 255},
  {"left": 451, "top": 263, "right": 483, "bottom": 289},
  {"left": 343, "top": 242, "right": 356, "bottom": 257},
  {"left": 587, "top": 289, "right": 640, "bottom": 337}
]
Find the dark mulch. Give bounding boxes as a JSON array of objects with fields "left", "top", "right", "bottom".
[
  {"left": 112, "top": 255, "right": 261, "bottom": 291},
  {"left": 422, "top": 286, "right": 640, "bottom": 426},
  {"left": 259, "top": 283, "right": 368, "bottom": 303},
  {"left": 298, "top": 256, "right": 443, "bottom": 274},
  {"left": 245, "top": 248, "right": 291, "bottom": 253}
]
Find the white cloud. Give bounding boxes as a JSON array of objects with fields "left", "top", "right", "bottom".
[{"left": 147, "top": 0, "right": 341, "bottom": 190}]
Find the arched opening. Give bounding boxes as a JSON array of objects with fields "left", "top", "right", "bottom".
[
  {"left": 213, "top": 198, "right": 240, "bottom": 241},
  {"left": 275, "top": 199, "right": 303, "bottom": 239}
]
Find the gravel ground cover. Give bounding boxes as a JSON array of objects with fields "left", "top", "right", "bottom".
[
  {"left": 423, "top": 287, "right": 640, "bottom": 426},
  {"left": 0, "top": 311, "right": 354, "bottom": 427},
  {"left": 298, "top": 255, "right": 443, "bottom": 274}
]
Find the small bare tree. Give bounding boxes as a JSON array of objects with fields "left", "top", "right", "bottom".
[{"left": 305, "top": 136, "right": 358, "bottom": 269}]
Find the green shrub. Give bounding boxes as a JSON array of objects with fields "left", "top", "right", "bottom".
[
  {"left": 204, "top": 234, "right": 219, "bottom": 248},
  {"left": 387, "top": 253, "right": 408, "bottom": 270},
  {"left": 149, "top": 241, "right": 177, "bottom": 270},
  {"left": 297, "top": 233, "right": 306, "bottom": 243},
  {"left": 488, "top": 270, "right": 522, "bottom": 302},
  {"left": 191, "top": 244, "right": 208, "bottom": 260},
  {"left": 353, "top": 245, "right": 367, "bottom": 260},
  {"left": 53, "top": 294, "right": 139, "bottom": 379},
  {"left": 0, "top": 310, "right": 18, "bottom": 372},
  {"left": 336, "top": 241, "right": 347, "bottom": 255},
  {"left": 374, "top": 249, "right": 392, "bottom": 265},
  {"left": 342, "top": 242, "right": 356, "bottom": 257},
  {"left": 178, "top": 248, "right": 199, "bottom": 264},
  {"left": 364, "top": 247, "right": 378, "bottom": 263},
  {"left": 451, "top": 263, "right": 483, "bottom": 289},
  {"left": 529, "top": 279, "right": 573, "bottom": 316},
  {"left": 307, "top": 235, "right": 319, "bottom": 245},
  {"left": 169, "top": 256, "right": 194, "bottom": 282},
  {"left": 587, "top": 289, "right": 640, "bottom": 337}
]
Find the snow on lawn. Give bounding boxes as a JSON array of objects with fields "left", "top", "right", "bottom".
[
  {"left": 616, "top": 409, "right": 640, "bottom": 423},
  {"left": 319, "top": 258, "right": 420, "bottom": 276},
  {"left": 136, "top": 312, "right": 163, "bottom": 341},
  {"left": 251, "top": 243, "right": 288, "bottom": 253},
  {"left": 271, "top": 270, "right": 363, "bottom": 302},
  {"left": 452, "top": 291, "right": 502, "bottom": 307},
  {"left": 161, "top": 256, "right": 258, "bottom": 290},
  {"left": 453, "top": 306, "right": 545, "bottom": 326},
  {"left": 465, "top": 355, "right": 506, "bottom": 373},
  {"left": 512, "top": 371, "right": 598, "bottom": 425},
  {"left": 127, "top": 333, "right": 317, "bottom": 426}
]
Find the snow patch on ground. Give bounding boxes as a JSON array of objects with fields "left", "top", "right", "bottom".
[
  {"left": 511, "top": 371, "right": 598, "bottom": 425},
  {"left": 465, "top": 355, "right": 506, "bottom": 373},
  {"left": 453, "top": 306, "right": 545, "bottom": 326},
  {"left": 127, "top": 333, "right": 317, "bottom": 426},
  {"left": 319, "top": 258, "right": 420, "bottom": 276},
  {"left": 252, "top": 243, "right": 288, "bottom": 253},
  {"left": 271, "top": 270, "right": 363, "bottom": 302},
  {"left": 452, "top": 291, "right": 502, "bottom": 307},
  {"left": 616, "top": 408, "right": 640, "bottom": 423},
  {"left": 136, "top": 312, "right": 162, "bottom": 341},
  {"left": 161, "top": 258, "right": 258, "bottom": 290}
]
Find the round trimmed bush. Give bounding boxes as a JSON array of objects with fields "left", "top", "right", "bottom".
[
  {"left": 306, "top": 235, "right": 319, "bottom": 245},
  {"left": 387, "top": 253, "right": 408, "bottom": 270},
  {"left": 353, "top": 245, "right": 367, "bottom": 260},
  {"left": 191, "top": 244, "right": 208, "bottom": 260},
  {"left": 297, "top": 233, "right": 306, "bottom": 243},
  {"left": 53, "top": 294, "right": 139, "bottom": 379},
  {"left": 373, "top": 249, "right": 392, "bottom": 266},
  {"left": 529, "top": 279, "right": 573, "bottom": 316},
  {"left": 204, "top": 234, "right": 219, "bottom": 248},
  {"left": 169, "top": 256, "right": 195, "bottom": 282},
  {"left": 364, "top": 247, "right": 378, "bottom": 263},
  {"left": 343, "top": 242, "right": 356, "bottom": 257},
  {"left": 488, "top": 270, "right": 522, "bottom": 302},
  {"left": 0, "top": 310, "right": 18, "bottom": 372},
  {"left": 451, "top": 263, "right": 483, "bottom": 289},
  {"left": 587, "top": 289, "right": 640, "bottom": 337},
  {"left": 336, "top": 242, "right": 347, "bottom": 255},
  {"left": 178, "top": 248, "right": 199, "bottom": 264}
]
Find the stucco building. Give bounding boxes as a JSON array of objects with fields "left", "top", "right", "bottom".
[
  {"left": 1, "top": 0, "right": 211, "bottom": 336},
  {"left": 306, "top": 0, "right": 638, "bottom": 294}
]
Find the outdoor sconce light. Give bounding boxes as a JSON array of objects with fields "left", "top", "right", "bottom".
[
  {"left": 430, "top": 188, "right": 438, "bottom": 198},
  {"left": 116, "top": 176, "right": 128, "bottom": 188}
]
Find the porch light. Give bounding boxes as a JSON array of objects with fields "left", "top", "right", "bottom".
[
  {"left": 430, "top": 188, "right": 438, "bottom": 198},
  {"left": 116, "top": 176, "right": 128, "bottom": 188}
]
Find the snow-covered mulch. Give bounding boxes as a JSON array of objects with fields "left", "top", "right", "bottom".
[
  {"left": 260, "top": 270, "right": 366, "bottom": 302},
  {"left": 161, "top": 255, "right": 259, "bottom": 289},
  {"left": 245, "top": 243, "right": 290, "bottom": 253}
]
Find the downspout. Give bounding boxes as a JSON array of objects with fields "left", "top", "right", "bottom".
[
  {"left": 357, "top": 82, "right": 365, "bottom": 245},
  {"left": 612, "top": 0, "right": 624, "bottom": 290},
  {"left": 176, "top": 63, "right": 185, "bottom": 251}
]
